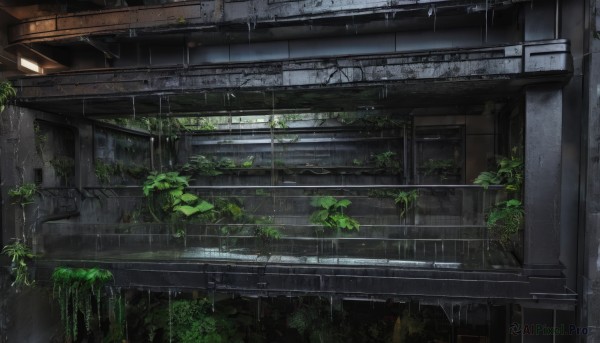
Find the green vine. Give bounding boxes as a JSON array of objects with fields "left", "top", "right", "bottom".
[
  {"left": 2, "top": 240, "right": 34, "bottom": 288},
  {"left": 51, "top": 267, "right": 113, "bottom": 341}
]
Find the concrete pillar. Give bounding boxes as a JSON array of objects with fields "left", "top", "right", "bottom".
[
  {"left": 578, "top": 1, "right": 600, "bottom": 340},
  {"left": 524, "top": 85, "right": 562, "bottom": 273}
]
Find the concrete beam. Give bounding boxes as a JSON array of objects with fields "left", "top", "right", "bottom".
[
  {"left": 32, "top": 259, "right": 575, "bottom": 306},
  {"left": 14, "top": 40, "right": 571, "bottom": 102},
  {"left": 7, "top": 0, "right": 530, "bottom": 44}
]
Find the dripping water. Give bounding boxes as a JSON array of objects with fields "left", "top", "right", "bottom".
[
  {"left": 330, "top": 296, "right": 333, "bottom": 321},
  {"left": 132, "top": 96, "right": 136, "bottom": 120},
  {"left": 247, "top": 20, "right": 252, "bottom": 43},
  {"left": 168, "top": 289, "right": 173, "bottom": 343},
  {"left": 212, "top": 290, "right": 215, "bottom": 313},
  {"left": 257, "top": 297, "right": 261, "bottom": 322}
]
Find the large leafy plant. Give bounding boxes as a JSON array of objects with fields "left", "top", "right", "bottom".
[
  {"left": 142, "top": 172, "right": 213, "bottom": 222},
  {"left": 474, "top": 153, "right": 523, "bottom": 192},
  {"left": 52, "top": 267, "right": 113, "bottom": 341},
  {"left": 310, "top": 196, "right": 360, "bottom": 232}
]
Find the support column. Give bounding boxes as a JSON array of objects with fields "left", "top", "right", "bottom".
[{"left": 524, "top": 85, "right": 563, "bottom": 274}]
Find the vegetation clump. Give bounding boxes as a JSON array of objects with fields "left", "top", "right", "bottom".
[
  {"left": 422, "top": 159, "right": 456, "bottom": 181},
  {"left": 310, "top": 196, "right": 360, "bottom": 232},
  {"left": 474, "top": 149, "right": 524, "bottom": 244},
  {"left": 2, "top": 240, "right": 34, "bottom": 288},
  {"left": 52, "top": 267, "right": 113, "bottom": 341},
  {"left": 49, "top": 156, "right": 75, "bottom": 183},
  {"left": 0, "top": 81, "right": 16, "bottom": 113},
  {"left": 393, "top": 190, "right": 419, "bottom": 219},
  {"left": 372, "top": 151, "right": 402, "bottom": 174},
  {"left": 474, "top": 152, "right": 523, "bottom": 192},
  {"left": 486, "top": 199, "right": 524, "bottom": 244},
  {"left": 8, "top": 183, "right": 38, "bottom": 206},
  {"left": 142, "top": 171, "right": 214, "bottom": 222}
]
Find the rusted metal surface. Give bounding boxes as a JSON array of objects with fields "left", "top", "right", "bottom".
[{"left": 7, "top": 0, "right": 530, "bottom": 44}]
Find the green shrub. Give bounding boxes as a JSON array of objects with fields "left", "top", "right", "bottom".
[{"left": 310, "top": 196, "right": 360, "bottom": 232}]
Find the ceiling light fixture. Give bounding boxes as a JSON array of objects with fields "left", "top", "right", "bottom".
[{"left": 18, "top": 56, "right": 43, "bottom": 74}]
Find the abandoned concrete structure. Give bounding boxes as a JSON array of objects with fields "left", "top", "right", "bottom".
[{"left": 0, "top": 0, "right": 599, "bottom": 341}]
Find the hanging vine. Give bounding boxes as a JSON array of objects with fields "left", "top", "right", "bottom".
[{"left": 52, "top": 267, "right": 113, "bottom": 341}]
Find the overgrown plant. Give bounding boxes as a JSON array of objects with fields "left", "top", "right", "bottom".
[
  {"left": 170, "top": 298, "right": 237, "bottom": 343},
  {"left": 2, "top": 240, "right": 34, "bottom": 288},
  {"left": 142, "top": 171, "right": 214, "bottom": 223},
  {"left": 34, "top": 121, "right": 48, "bottom": 157},
  {"left": 8, "top": 183, "right": 38, "bottom": 206},
  {"left": 9, "top": 183, "right": 39, "bottom": 245},
  {"left": 241, "top": 155, "right": 254, "bottom": 168},
  {"left": 310, "top": 196, "right": 360, "bottom": 232},
  {"left": 473, "top": 152, "right": 523, "bottom": 192},
  {"left": 94, "top": 159, "right": 113, "bottom": 184},
  {"left": 49, "top": 156, "right": 75, "bottom": 183},
  {"left": 394, "top": 190, "right": 419, "bottom": 219},
  {"left": 254, "top": 217, "right": 282, "bottom": 242},
  {"left": 52, "top": 267, "right": 113, "bottom": 341},
  {"left": 0, "top": 81, "right": 16, "bottom": 113},
  {"left": 474, "top": 148, "right": 524, "bottom": 244},
  {"left": 422, "top": 159, "right": 456, "bottom": 181},
  {"left": 372, "top": 151, "right": 402, "bottom": 174},
  {"left": 486, "top": 199, "right": 524, "bottom": 244},
  {"left": 181, "top": 155, "right": 222, "bottom": 176}
]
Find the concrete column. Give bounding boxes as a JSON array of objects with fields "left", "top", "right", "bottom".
[
  {"left": 578, "top": 1, "right": 600, "bottom": 339},
  {"left": 524, "top": 85, "right": 562, "bottom": 273}
]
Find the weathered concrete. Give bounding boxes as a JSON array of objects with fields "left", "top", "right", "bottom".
[
  {"left": 7, "top": 0, "right": 530, "bottom": 44},
  {"left": 578, "top": 0, "right": 600, "bottom": 339},
  {"left": 10, "top": 40, "right": 571, "bottom": 117},
  {"left": 524, "top": 85, "right": 563, "bottom": 273}
]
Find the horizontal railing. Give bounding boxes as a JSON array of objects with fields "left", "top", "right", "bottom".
[{"left": 36, "top": 185, "right": 519, "bottom": 270}]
